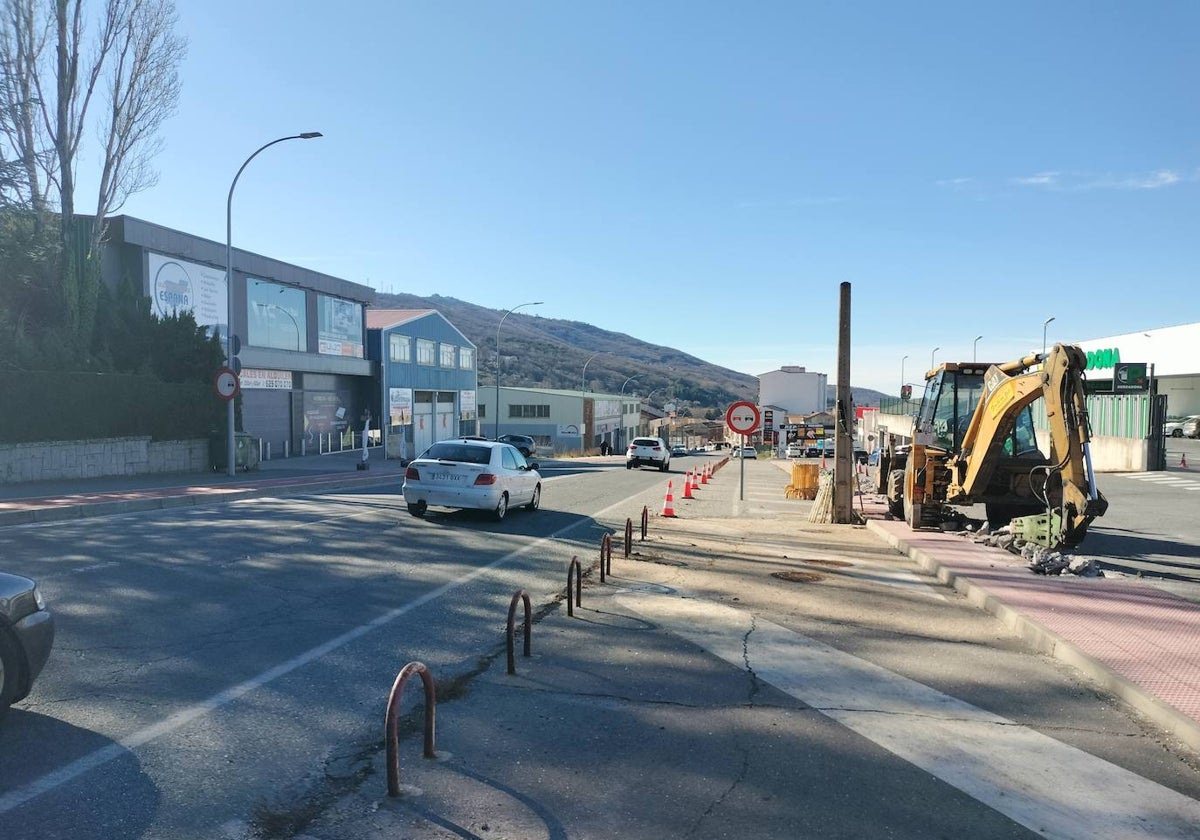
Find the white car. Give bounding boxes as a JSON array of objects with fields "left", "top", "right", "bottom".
[
  {"left": 626, "top": 436, "right": 671, "bottom": 471},
  {"left": 733, "top": 446, "right": 758, "bottom": 459},
  {"left": 1165, "top": 417, "right": 1189, "bottom": 437},
  {"left": 403, "top": 438, "right": 541, "bottom": 521},
  {"left": 785, "top": 442, "right": 804, "bottom": 458}
]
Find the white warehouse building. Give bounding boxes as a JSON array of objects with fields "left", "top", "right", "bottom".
[{"left": 758, "top": 366, "right": 828, "bottom": 415}]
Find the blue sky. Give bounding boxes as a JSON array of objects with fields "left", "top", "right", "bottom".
[{"left": 88, "top": 1, "right": 1199, "bottom": 396}]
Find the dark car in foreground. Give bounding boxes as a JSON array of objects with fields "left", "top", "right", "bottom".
[{"left": 0, "top": 572, "right": 54, "bottom": 720}]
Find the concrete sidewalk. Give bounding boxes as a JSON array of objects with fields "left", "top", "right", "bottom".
[{"left": 2, "top": 453, "right": 1198, "bottom": 837}]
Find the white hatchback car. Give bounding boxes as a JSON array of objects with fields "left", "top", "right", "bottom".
[{"left": 403, "top": 438, "right": 541, "bottom": 520}]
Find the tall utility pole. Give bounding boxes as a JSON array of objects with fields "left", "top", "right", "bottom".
[{"left": 833, "top": 282, "right": 854, "bottom": 523}]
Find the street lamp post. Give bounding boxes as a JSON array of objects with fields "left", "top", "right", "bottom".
[
  {"left": 225, "top": 131, "right": 322, "bottom": 477},
  {"left": 581, "top": 352, "right": 600, "bottom": 393},
  {"left": 931, "top": 346, "right": 940, "bottom": 370},
  {"left": 617, "top": 375, "right": 640, "bottom": 450},
  {"left": 494, "top": 301, "right": 543, "bottom": 439},
  {"left": 1043, "top": 316, "right": 1056, "bottom": 355},
  {"left": 973, "top": 335, "right": 983, "bottom": 363},
  {"left": 900, "top": 354, "right": 908, "bottom": 397}
]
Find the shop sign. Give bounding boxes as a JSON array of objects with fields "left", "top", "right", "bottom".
[
  {"left": 1113, "top": 362, "right": 1148, "bottom": 393},
  {"left": 1085, "top": 347, "right": 1120, "bottom": 371},
  {"left": 240, "top": 368, "right": 293, "bottom": 390}
]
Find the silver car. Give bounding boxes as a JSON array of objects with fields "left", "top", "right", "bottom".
[
  {"left": 403, "top": 438, "right": 542, "bottom": 520},
  {"left": 1, "top": 572, "right": 55, "bottom": 720}
]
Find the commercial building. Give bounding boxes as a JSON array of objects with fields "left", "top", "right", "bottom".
[
  {"left": 98, "top": 215, "right": 376, "bottom": 459},
  {"left": 758, "top": 366, "right": 826, "bottom": 415},
  {"left": 485, "top": 387, "right": 641, "bottom": 456},
  {"left": 1075, "top": 323, "right": 1200, "bottom": 417}
]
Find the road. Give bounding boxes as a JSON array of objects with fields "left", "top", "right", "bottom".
[{"left": 1, "top": 454, "right": 1198, "bottom": 838}]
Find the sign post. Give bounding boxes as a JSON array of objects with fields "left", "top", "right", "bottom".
[{"left": 725, "top": 401, "right": 760, "bottom": 501}]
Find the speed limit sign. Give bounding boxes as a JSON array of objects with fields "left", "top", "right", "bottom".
[{"left": 725, "top": 401, "right": 760, "bottom": 435}]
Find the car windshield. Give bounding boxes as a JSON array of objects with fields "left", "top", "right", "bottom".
[{"left": 422, "top": 443, "right": 491, "bottom": 464}]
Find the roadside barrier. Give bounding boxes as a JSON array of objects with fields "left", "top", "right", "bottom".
[
  {"left": 600, "top": 534, "right": 612, "bottom": 581},
  {"left": 506, "top": 590, "right": 532, "bottom": 675},
  {"left": 385, "top": 661, "right": 437, "bottom": 797},
  {"left": 624, "top": 518, "right": 633, "bottom": 557},
  {"left": 566, "top": 556, "right": 583, "bottom": 617},
  {"left": 661, "top": 482, "right": 677, "bottom": 517},
  {"left": 641, "top": 505, "right": 649, "bottom": 540}
]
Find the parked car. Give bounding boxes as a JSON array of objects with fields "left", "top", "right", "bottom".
[
  {"left": 1164, "top": 417, "right": 1189, "bottom": 437},
  {"left": 496, "top": 434, "right": 536, "bottom": 457},
  {"left": 785, "top": 442, "right": 804, "bottom": 458},
  {"left": 1185, "top": 417, "right": 1200, "bottom": 439},
  {"left": 627, "top": 437, "right": 671, "bottom": 471},
  {"left": 403, "top": 438, "right": 541, "bottom": 520},
  {"left": 733, "top": 446, "right": 758, "bottom": 459},
  {"left": 670, "top": 444, "right": 689, "bottom": 457},
  {"left": 804, "top": 446, "right": 822, "bottom": 458},
  {"left": 0, "top": 571, "right": 55, "bottom": 721}
]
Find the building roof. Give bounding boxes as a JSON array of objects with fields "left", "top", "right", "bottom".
[{"left": 366, "top": 309, "right": 436, "bottom": 330}]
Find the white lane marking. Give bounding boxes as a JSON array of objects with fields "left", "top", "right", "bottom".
[
  {"left": 616, "top": 592, "right": 1200, "bottom": 840},
  {"left": 0, "top": 491, "right": 626, "bottom": 815}
]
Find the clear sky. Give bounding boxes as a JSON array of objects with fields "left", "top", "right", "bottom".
[{"left": 89, "top": 1, "right": 1199, "bottom": 396}]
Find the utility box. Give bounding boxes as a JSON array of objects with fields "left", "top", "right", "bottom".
[{"left": 209, "top": 432, "right": 260, "bottom": 472}]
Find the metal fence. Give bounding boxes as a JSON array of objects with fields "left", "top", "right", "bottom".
[{"left": 1031, "top": 393, "right": 1158, "bottom": 439}]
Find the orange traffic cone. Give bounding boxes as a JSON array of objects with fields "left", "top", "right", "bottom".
[
  {"left": 682, "top": 470, "right": 695, "bottom": 499},
  {"left": 661, "top": 481, "right": 677, "bottom": 517},
  {"left": 700, "top": 464, "right": 709, "bottom": 484}
]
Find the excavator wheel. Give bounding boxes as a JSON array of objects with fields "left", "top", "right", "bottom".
[{"left": 886, "top": 469, "right": 905, "bottom": 518}]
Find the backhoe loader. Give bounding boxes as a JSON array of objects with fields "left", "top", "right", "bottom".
[{"left": 882, "top": 343, "right": 1108, "bottom": 549}]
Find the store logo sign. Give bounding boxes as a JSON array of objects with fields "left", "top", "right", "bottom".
[{"left": 1085, "top": 347, "right": 1120, "bottom": 371}]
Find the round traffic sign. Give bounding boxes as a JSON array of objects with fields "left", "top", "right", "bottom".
[
  {"left": 725, "top": 400, "right": 760, "bottom": 434},
  {"left": 213, "top": 367, "right": 240, "bottom": 401}
]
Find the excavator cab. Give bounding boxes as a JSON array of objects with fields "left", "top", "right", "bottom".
[{"left": 918, "top": 367, "right": 1039, "bottom": 458}]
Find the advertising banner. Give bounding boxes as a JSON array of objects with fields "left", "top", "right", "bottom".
[
  {"left": 389, "top": 388, "right": 413, "bottom": 426},
  {"left": 460, "top": 390, "right": 476, "bottom": 418},
  {"left": 318, "top": 295, "right": 364, "bottom": 358},
  {"left": 147, "top": 252, "right": 227, "bottom": 334},
  {"left": 240, "top": 369, "right": 293, "bottom": 390}
]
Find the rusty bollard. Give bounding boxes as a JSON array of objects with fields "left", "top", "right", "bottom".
[
  {"left": 600, "top": 533, "right": 613, "bottom": 581},
  {"left": 385, "top": 661, "right": 437, "bottom": 797},
  {"left": 641, "top": 505, "right": 649, "bottom": 541},
  {"left": 567, "top": 556, "right": 582, "bottom": 616},
  {"left": 507, "top": 590, "right": 532, "bottom": 675},
  {"left": 624, "top": 518, "right": 633, "bottom": 557}
]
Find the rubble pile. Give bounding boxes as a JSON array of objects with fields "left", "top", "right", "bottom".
[{"left": 959, "top": 522, "right": 1102, "bottom": 577}]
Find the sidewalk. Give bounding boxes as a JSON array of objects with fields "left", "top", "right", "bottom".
[{"left": 2, "top": 454, "right": 1198, "bottom": 836}]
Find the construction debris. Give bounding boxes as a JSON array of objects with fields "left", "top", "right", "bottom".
[{"left": 965, "top": 523, "right": 1101, "bottom": 577}]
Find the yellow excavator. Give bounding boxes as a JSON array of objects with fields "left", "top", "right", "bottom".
[{"left": 882, "top": 343, "right": 1108, "bottom": 549}]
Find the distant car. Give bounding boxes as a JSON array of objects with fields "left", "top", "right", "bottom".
[
  {"left": 627, "top": 437, "right": 671, "bottom": 471},
  {"left": 403, "top": 438, "right": 541, "bottom": 520},
  {"left": 1184, "top": 417, "right": 1200, "bottom": 439},
  {"left": 0, "top": 571, "right": 55, "bottom": 721},
  {"left": 1164, "top": 417, "right": 1190, "bottom": 437},
  {"left": 496, "top": 434, "right": 536, "bottom": 457},
  {"left": 670, "top": 444, "right": 689, "bottom": 457},
  {"left": 804, "top": 446, "right": 821, "bottom": 458},
  {"left": 785, "top": 442, "right": 804, "bottom": 458},
  {"left": 733, "top": 446, "right": 758, "bottom": 459}
]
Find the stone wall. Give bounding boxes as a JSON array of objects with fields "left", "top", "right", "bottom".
[{"left": 0, "top": 437, "right": 210, "bottom": 484}]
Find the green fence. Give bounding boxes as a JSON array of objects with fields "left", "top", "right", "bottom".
[
  {"left": 0, "top": 372, "right": 224, "bottom": 444},
  {"left": 1031, "top": 393, "right": 1154, "bottom": 439}
]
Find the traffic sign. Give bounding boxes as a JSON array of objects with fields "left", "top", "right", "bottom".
[
  {"left": 213, "top": 367, "right": 240, "bottom": 401},
  {"left": 725, "top": 401, "right": 760, "bottom": 435}
]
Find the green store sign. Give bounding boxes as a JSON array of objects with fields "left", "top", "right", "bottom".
[{"left": 1085, "top": 347, "right": 1120, "bottom": 371}]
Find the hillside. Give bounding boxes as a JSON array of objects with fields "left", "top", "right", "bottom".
[{"left": 374, "top": 292, "right": 886, "bottom": 410}]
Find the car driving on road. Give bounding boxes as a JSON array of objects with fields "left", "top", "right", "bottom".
[
  {"left": 0, "top": 571, "right": 54, "bottom": 721},
  {"left": 626, "top": 436, "right": 671, "bottom": 471},
  {"left": 496, "top": 434, "right": 537, "bottom": 457},
  {"left": 403, "top": 438, "right": 541, "bottom": 520}
]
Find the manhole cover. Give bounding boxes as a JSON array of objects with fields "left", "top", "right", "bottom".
[{"left": 771, "top": 571, "right": 825, "bottom": 583}]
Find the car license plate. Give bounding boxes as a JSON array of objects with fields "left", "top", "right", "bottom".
[{"left": 430, "top": 472, "right": 465, "bottom": 482}]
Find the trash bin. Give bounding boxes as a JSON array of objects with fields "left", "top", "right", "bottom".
[{"left": 209, "top": 432, "right": 260, "bottom": 472}]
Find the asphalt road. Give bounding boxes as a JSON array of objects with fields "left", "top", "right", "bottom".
[{"left": 1, "top": 454, "right": 1198, "bottom": 838}]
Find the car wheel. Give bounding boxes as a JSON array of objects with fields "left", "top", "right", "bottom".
[
  {"left": 494, "top": 493, "right": 509, "bottom": 521},
  {"left": 1172, "top": 430, "right": 1183, "bottom": 437},
  {"left": 407, "top": 501, "right": 427, "bottom": 517},
  {"left": 626, "top": 462, "right": 632, "bottom": 470},
  {"left": 660, "top": 460, "right": 669, "bottom": 472},
  {"left": 526, "top": 484, "right": 541, "bottom": 511},
  {"left": 0, "top": 629, "right": 24, "bottom": 720}
]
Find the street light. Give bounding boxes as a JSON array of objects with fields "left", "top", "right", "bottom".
[
  {"left": 617, "top": 375, "right": 640, "bottom": 450},
  {"left": 581, "top": 352, "right": 601, "bottom": 393},
  {"left": 931, "top": 347, "right": 940, "bottom": 370},
  {"left": 619, "top": 375, "right": 640, "bottom": 396},
  {"left": 1043, "top": 316, "right": 1055, "bottom": 355},
  {"left": 900, "top": 354, "right": 908, "bottom": 396},
  {"left": 973, "top": 335, "right": 983, "bottom": 363},
  {"left": 225, "top": 131, "right": 322, "bottom": 477},
  {"left": 494, "top": 300, "right": 543, "bottom": 439}
]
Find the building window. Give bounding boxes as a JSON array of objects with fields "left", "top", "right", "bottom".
[
  {"left": 389, "top": 334, "right": 411, "bottom": 362},
  {"left": 247, "top": 279, "right": 307, "bottom": 351},
  {"left": 459, "top": 347, "right": 474, "bottom": 369},
  {"left": 416, "top": 338, "right": 435, "bottom": 366},
  {"left": 439, "top": 343, "right": 456, "bottom": 367},
  {"left": 479, "top": 403, "right": 486, "bottom": 418},
  {"left": 508, "top": 404, "right": 551, "bottom": 418}
]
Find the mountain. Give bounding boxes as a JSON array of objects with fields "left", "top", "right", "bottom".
[{"left": 373, "top": 292, "right": 886, "bottom": 410}]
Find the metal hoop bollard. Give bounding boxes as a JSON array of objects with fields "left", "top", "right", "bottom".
[
  {"left": 641, "top": 505, "right": 649, "bottom": 541},
  {"left": 385, "top": 661, "right": 437, "bottom": 797},
  {"left": 600, "top": 533, "right": 612, "bottom": 581},
  {"left": 567, "top": 556, "right": 582, "bottom": 616},
  {"left": 507, "top": 590, "right": 532, "bottom": 675},
  {"left": 624, "top": 518, "right": 633, "bottom": 557}
]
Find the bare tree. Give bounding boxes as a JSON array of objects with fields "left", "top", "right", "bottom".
[{"left": 0, "top": 0, "right": 184, "bottom": 354}]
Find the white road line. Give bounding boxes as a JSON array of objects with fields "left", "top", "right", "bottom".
[
  {"left": 0, "top": 493, "right": 629, "bottom": 815},
  {"left": 616, "top": 592, "right": 1200, "bottom": 840}
]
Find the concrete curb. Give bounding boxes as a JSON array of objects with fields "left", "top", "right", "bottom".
[{"left": 866, "top": 519, "right": 1200, "bottom": 753}]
